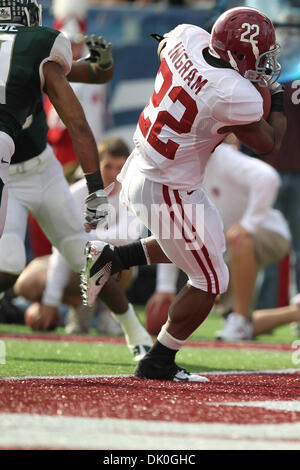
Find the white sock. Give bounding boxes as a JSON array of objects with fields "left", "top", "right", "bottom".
[
  {"left": 111, "top": 304, "right": 152, "bottom": 347},
  {"left": 157, "top": 324, "right": 186, "bottom": 350}
]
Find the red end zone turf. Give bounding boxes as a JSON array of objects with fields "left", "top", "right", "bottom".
[{"left": 0, "top": 373, "right": 299, "bottom": 425}]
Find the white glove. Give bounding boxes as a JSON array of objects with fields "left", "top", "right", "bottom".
[
  {"left": 79, "top": 34, "right": 113, "bottom": 70},
  {"left": 84, "top": 183, "right": 114, "bottom": 232}
]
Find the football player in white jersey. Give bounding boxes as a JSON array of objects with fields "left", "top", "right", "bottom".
[
  {"left": 81, "top": 7, "right": 287, "bottom": 382},
  {"left": 145, "top": 142, "right": 291, "bottom": 340}
]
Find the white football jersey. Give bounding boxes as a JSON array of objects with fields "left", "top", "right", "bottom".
[
  {"left": 39, "top": 32, "right": 73, "bottom": 88},
  {"left": 132, "top": 24, "right": 264, "bottom": 190},
  {"left": 203, "top": 143, "right": 291, "bottom": 240},
  {"left": 46, "top": 81, "right": 107, "bottom": 144}
]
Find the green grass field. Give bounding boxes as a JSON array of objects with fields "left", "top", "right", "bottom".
[{"left": 0, "top": 308, "right": 299, "bottom": 378}]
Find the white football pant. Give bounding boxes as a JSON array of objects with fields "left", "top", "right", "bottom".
[
  {"left": 0, "top": 144, "right": 88, "bottom": 275},
  {"left": 0, "top": 132, "right": 15, "bottom": 239},
  {"left": 118, "top": 151, "right": 229, "bottom": 294}
]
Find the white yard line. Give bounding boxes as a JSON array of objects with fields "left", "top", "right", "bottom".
[
  {"left": 1, "top": 372, "right": 300, "bottom": 450},
  {"left": 216, "top": 401, "right": 300, "bottom": 412},
  {"left": 1, "top": 412, "right": 300, "bottom": 450},
  {"left": 1, "top": 369, "right": 299, "bottom": 381}
]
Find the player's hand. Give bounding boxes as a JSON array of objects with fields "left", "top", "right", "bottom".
[
  {"left": 84, "top": 183, "right": 114, "bottom": 232},
  {"left": 81, "top": 34, "right": 113, "bottom": 70}
]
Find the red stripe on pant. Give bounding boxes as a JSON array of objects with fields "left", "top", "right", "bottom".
[
  {"left": 173, "top": 189, "right": 220, "bottom": 294},
  {"left": 162, "top": 185, "right": 219, "bottom": 294}
]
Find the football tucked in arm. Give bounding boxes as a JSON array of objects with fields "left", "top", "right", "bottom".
[{"left": 254, "top": 84, "right": 271, "bottom": 120}]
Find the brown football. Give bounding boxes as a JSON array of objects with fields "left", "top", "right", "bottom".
[
  {"left": 146, "top": 299, "right": 170, "bottom": 336},
  {"left": 25, "top": 302, "right": 60, "bottom": 331}
]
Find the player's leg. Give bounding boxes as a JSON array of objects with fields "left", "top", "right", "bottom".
[
  {"left": 0, "top": 135, "right": 19, "bottom": 293},
  {"left": 31, "top": 151, "right": 87, "bottom": 274},
  {"left": 0, "top": 132, "right": 15, "bottom": 239},
  {"left": 227, "top": 230, "right": 258, "bottom": 319},
  {"left": 81, "top": 169, "right": 229, "bottom": 380},
  {"left": 19, "top": 153, "right": 152, "bottom": 356},
  {"left": 99, "top": 275, "right": 153, "bottom": 360},
  {"left": 14, "top": 255, "right": 49, "bottom": 302},
  {"left": 0, "top": 189, "right": 29, "bottom": 293},
  {"left": 134, "top": 183, "right": 228, "bottom": 381},
  {"left": 252, "top": 304, "right": 300, "bottom": 335},
  {"left": 63, "top": 267, "right": 153, "bottom": 359},
  {"left": 215, "top": 231, "right": 258, "bottom": 341},
  {"left": 217, "top": 227, "right": 291, "bottom": 341}
]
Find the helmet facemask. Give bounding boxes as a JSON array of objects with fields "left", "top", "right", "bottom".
[{"left": 244, "top": 44, "right": 281, "bottom": 87}]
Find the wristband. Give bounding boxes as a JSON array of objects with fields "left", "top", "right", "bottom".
[
  {"left": 85, "top": 169, "right": 104, "bottom": 193},
  {"left": 89, "top": 63, "right": 98, "bottom": 83},
  {"left": 270, "top": 92, "right": 286, "bottom": 114}
]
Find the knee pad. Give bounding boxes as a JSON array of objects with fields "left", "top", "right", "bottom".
[
  {"left": 0, "top": 233, "right": 26, "bottom": 274},
  {"left": 59, "top": 234, "right": 88, "bottom": 273}
]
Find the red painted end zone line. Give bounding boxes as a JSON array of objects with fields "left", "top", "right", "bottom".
[{"left": 0, "top": 331, "right": 294, "bottom": 352}]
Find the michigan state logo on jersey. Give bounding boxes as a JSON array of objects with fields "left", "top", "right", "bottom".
[{"left": 0, "top": 7, "right": 12, "bottom": 21}]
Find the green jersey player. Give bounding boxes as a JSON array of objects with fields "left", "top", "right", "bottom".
[{"left": 0, "top": 0, "right": 109, "bottom": 239}]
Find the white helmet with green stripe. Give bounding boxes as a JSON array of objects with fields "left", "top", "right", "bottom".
[{"left": 0, "top": 0, "right": 42, "bottom": 27}]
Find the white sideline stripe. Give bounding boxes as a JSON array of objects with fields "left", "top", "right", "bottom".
[
  {"left": 216, "top": 401, "right": 300, "bottom": 412},
  {"left": 1, "top": 369, "right": 299, "bottom": 381},
  {"left": 1, "top": 413, "right": 300, "bottom": 450}
]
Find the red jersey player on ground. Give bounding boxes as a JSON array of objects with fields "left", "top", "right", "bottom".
[{"left": 81, "top": 7, "right": 287, "bottom": 382}]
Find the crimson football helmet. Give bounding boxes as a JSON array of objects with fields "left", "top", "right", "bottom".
[{"left": 209, "top": 7, "right": 281, "bottom": 87}]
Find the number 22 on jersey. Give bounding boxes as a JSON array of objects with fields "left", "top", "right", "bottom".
[
  {"left": 0, "top": 34, "right": 16, "bottom": 105},
  {"left": 138, "top": 58, "right": 198, "bottom": 160}
]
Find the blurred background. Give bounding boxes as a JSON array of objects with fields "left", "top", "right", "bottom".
[{"left": 38, "top": 0, "right": 300, "bottom": 148}]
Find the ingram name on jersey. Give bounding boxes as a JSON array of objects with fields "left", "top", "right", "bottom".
[{"left": 133, "top": 24, "right": 263, "bottom": 191}]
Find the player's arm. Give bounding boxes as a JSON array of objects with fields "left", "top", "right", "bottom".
[
  {"left": 43, "top": 61, "right": 113, "bottom": 230},
  {"left": 219, "top": 113, "right": 286, "bottom": 156},
  {"left": 219, "top": 84, "right": 287, "bottom": 157},
  {"left": 68, "top": 61, "right": 113, "bottom": 84},
  {"left": 43, "top": 60, "right": 100, "bottom": 175},
  {"left": 67, "top": 35, "right": 114, "bottom": 84}
]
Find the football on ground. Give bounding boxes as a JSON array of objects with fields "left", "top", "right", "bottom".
[
  {"left": 146, "top": 299, "right": 170, "bottom": 336},
  {"left": 25, "top": 302, "right": 61, "bottom": 331}
]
